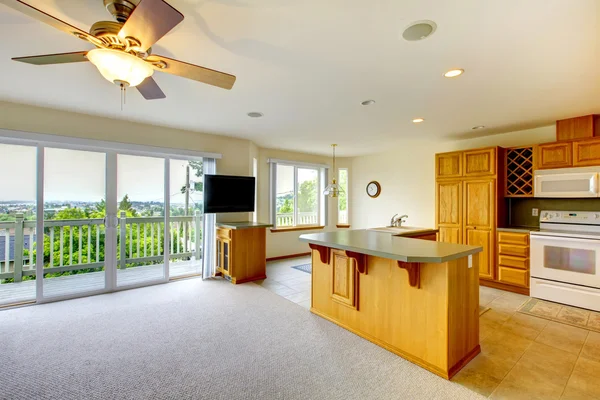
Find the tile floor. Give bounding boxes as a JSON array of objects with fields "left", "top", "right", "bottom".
[
  {"left": 256, "top": 256, "right": 600, "bottom": 399},
  {"left": 255, "top": 256, "right": 312, "bottom": 310}
]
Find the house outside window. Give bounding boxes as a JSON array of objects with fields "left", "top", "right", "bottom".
[
  {"left": 337, "top": 168, "right": 349, "bottom": 225},
  {"left": 269, "top": 160, "right": 327, "bottom": 229}
]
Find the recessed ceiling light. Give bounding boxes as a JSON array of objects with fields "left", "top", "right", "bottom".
[
  {"left": 412, "top": 118, "right": 425, "bottom": 123},
  {"left": 247, "top": 112, "right": 263, "bottom": 118},
  {"left": 472, "top": 125, "right": 486, "bottom": 130},
  {"left": 444, "top": 69, "right": 464, "bottom": 78},
  {"left": 361, "top": 100, "right": 376, "bottom": 106},
  {"left": 402, "top": 21, "right": 437, "bottom": 41}
]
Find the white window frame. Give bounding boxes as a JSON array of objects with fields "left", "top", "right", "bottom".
[
  {"left": 337, "top": 168, "right": 349, "bottom": 225},
  {"left": 268, "top": 159, "right": 328, "bottom": 229}
]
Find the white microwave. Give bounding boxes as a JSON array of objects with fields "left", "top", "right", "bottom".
[{"left": 534, "top": 167, "right": 599, "bottom": 198}]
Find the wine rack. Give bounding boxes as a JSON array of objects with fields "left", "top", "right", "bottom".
[{"left": 505, "top": 146, "right": 534, "bottom": 197}]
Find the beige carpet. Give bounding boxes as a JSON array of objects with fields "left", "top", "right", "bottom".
[
  {"left": 518, "top": 298, "right": 600, "bottom": 332},
  {"left": 0, "top": 279, "right": 484, "bottom": 400}
]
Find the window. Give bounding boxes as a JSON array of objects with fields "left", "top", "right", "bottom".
[
  {"left": 337, "top": 168, "right": 349, "bottom": 225},
  {"left": 270, "top": 161, "right": 326, "bottom": 229}
]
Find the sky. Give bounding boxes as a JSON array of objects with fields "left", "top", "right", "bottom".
[
  {"left": 0, "top": 143, "right": 200, "bottom": 205},
  {"left": 276, "top": 165, "right": 318, "bottom": 196}
]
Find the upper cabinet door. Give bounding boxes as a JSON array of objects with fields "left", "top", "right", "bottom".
[
  {"left": 573, "top": 139, "right": 600, "bottom": 167},
  {"left": 464, "top": 179, "right": 494, "bottom": 229},
  {"left": 436, "top": 152, "right": 462, "bottom": 179},
  {"left": 437, "top": 181, "right": 462, "bottom": 226},
  {"left": 463, "top": 148, "right": 496, "bottom": 177},
  {"left": 556, "top": 115, "right": 599, "bottom": 141},
  {"left": 536, "top": 142, "right": 573, "bottom": 169}
]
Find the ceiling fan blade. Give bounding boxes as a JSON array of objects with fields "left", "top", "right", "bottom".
[
  {"left": 137, "top": 77, "right": 166, "bottom": 100},
  {"left": 146, "top": 55, "right": 236, "bottom": 90},
  {"left": 12, "top": 51, "right": 89, "bottom": 65},
  {"left": 0, "top": 0, "right": 96, "bottom": 43},
  {"left": 118, "top": 0, "right": 183, "bottom": 52}
]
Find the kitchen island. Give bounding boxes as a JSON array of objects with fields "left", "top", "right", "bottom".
[{"left": 299, "top": 229, "right": 483, "bottom": 379}]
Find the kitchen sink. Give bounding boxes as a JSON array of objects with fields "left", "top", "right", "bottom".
[{"left": 367, "top": 226, "right": 420, "bottom": 234}]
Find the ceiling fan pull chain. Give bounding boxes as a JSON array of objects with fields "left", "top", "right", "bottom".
[{"left": 120, "top": 83, "right": 124, "bottom": 111}]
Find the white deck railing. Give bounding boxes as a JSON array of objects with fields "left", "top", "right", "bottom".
[
  {"left": 0, "top": 212, "right": 203, "bottom": 282},
  {"left": 275, "top": 212, "right": 318, "bottom": 227}
]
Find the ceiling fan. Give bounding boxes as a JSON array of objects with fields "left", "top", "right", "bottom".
[{"left": 0, "top": 0, "right": 236, "bottom": 101}]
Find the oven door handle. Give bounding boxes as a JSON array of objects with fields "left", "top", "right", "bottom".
[{"left": 531, "top": 235, "right": 600, "bottom": 245}]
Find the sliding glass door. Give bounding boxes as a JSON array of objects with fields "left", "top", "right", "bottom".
[
  {"left": 42, "top": 148, "right": 108, "bottom": 299},
  {"left": 0, "top": 144, "right": 37, "bottom": 306},
  {"left": 0, "top": 136, "right": 207, "bottom": 306},
  {"left": 168, "top": 159, "right": 203, "bottom": 278},
  {"left": 116, "top": 154, "right": 166, "bottom": 287}
]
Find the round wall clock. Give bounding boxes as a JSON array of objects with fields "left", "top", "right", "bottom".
[{"left": 366, "top": 181, "right": 381, "bottom": 198}]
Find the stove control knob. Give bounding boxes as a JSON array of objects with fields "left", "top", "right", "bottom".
[{"left": 596, "top": 214, "right": 600, "bottom": 219}]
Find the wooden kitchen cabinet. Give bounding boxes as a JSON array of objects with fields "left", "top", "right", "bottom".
[
  {"left": 330, "top": 250, "right": 357, "bottom": 309},
  {"left": 466, "top": 228, "right": 493, "bottom": 279},
  {"left": 215, "top": 226, "right": 267, "bottom": 284},
  {"left": 505, "top": 146, "right": 534, "bottom": 197},
  {"left": 556, "top": 115, "right": 600, "bottom": 141},
  {"left": 464, "top": 180, "right": 494, "bottom": 229},
  {"left": 573, "top": 139, "right": 600, "bottom": 167},
  {"left": 438, "top": 227, "right": 461, "bottom": 244},
  {"left": 464, "top": 179, "right": 495, "bottom": 279},
  {"left": 536, "top": 142, "right": 573, "bottom": 169},
  {"left": 435, "top": 147, "right": 503, "bottom": 282},
  {"left": 436, "top": 181, "right": 462, "bottom": 244},
  {"left": 435, "top": 152, "right": 462, "bottom": 179},
  {"left": 496, "top": 231, "right": 530, "bottom": 293},
  {"left": 463, "top": 148, "right": 496, "bottom": 177}
]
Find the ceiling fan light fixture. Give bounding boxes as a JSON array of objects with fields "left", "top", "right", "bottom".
[{"left": 87, "top": 48, "right": 153, "bottom": 87}]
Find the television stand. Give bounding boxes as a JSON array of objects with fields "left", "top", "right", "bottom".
[{"left": 215, "top": 222, "right": 273, "bottom": 284}]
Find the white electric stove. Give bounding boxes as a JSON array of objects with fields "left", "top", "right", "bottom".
[{"left": 530, "top": 210, "right": 600, "bottom": 312}]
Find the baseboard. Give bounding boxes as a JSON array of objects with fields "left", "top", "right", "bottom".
[
  {"left": 480, "top": 279, "right": 530, "bottom": 296},
  {"left": 231, "top": 275, "right": 267, "bottom": 284},
  {"left": 448, "top": 345, "right": 481, "bottom": 379},
  {"left": 266, "top": 252, "right": 311, "bottom": 262}
]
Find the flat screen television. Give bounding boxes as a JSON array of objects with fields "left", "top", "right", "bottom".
[{"left": 203, "top": 174, "right": 255, "bottom": 213}]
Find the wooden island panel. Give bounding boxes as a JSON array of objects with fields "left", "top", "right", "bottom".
[{"left": 310, "top": 248, "right": 480, "bottom": 379}]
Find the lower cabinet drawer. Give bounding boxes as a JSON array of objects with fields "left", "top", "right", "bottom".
[
  {"left": 498, "top": 266, "right": 529, "bottom": 288},
  {"left": 498, "top": 232, "right": 529, "bottom": 245},
  {"left": 498, "top": 243, "right": 529, "bottom": 258},
  {"left": 498, "top": 255, "right": 529, "bottom": 270}
]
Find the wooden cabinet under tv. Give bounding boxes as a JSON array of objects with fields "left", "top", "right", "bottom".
[{"left": 215, "top": 222, "right": 272, "bottom": 284}]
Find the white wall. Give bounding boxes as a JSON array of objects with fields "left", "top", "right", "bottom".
[
  {"left": 350, "top": 126, "right": 555, "bottom": 230},
  {"left": 0, "top": 101, "right": 354, "bottom": 259},
  {"left": 256, "top": 147, "right": 352, "bottom": 258},
  {"left": 0, "top": 101, "right": 559, "bottom": 258}
]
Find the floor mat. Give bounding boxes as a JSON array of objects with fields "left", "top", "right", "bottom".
[{"left": 518, "top": 297, "right": 600, "bottom": 332}]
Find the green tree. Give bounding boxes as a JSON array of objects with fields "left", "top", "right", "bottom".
[
  {"left": 180, "top": 161, "right": 204, "bottom": 194},
  {"left": 119, "top": 194, "right": 135, "bottom": 215},
  {"left": 338, "top": 170, "right": 348, "bottom": 211},
  {"left": 297, "top": 179, "right": 317, "bottom": 212},
  {"left": 278, "top": 198, "right": 294, "bottom": 213}
]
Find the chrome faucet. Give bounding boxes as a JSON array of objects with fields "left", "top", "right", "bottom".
[{"left": 390, "top": 214, "right": 408, "bottom": 227}]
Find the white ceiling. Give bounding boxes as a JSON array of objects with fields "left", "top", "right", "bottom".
[{"left": 1, "top": 0, "right": 600, "bottom": 156}]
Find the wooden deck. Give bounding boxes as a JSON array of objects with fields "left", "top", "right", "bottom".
[{"left": 0, "top": 260, "right": 201, "bottom": 305}]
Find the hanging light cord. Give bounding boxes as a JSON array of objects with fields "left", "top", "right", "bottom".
[{"left": 332, "top": 144, "right": 336, "bottom": 173}]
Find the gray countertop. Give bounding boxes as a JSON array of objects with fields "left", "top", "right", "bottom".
[
  {"left": 299, "top": 230, "right": 482, "bottom": 263},
  {"left": 216, "top": 221, "right": 273, "bottom": 230}
]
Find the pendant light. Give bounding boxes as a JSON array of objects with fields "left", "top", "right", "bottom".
[{"left": 324, "top": 144, "right": 344, "bottom": 198}]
